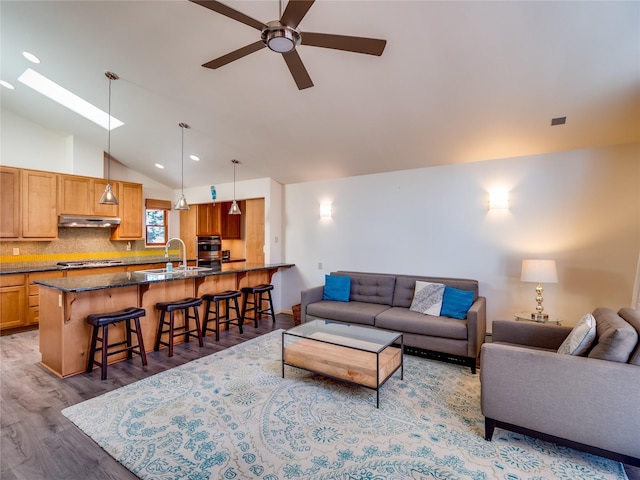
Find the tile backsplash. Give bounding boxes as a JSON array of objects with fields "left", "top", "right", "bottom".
[{"left": 0, "top": 228, "right": 155, "bottom": 263}]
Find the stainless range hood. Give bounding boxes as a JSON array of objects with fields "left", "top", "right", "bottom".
[{"left": 58, "top": 215, "right": 121, "bottom": 228}]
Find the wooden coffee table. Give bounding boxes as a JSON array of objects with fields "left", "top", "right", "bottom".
[{"left": 281, "top": 319, "right": 403, "bottom": 407}]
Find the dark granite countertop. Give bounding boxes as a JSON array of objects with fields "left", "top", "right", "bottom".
[
  {"left": 0, "top": 257, "right": 190, "bottom": 275},
  {"left": 34, "top": 262, "right": 294, "bottom": 293}
]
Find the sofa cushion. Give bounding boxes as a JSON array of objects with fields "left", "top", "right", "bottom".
[
  {"left": 618, "top": 307, "right": 640, "bottom": 366},
  {"left": 322, "top": 275, "right": 350, "bottom": 302},
  {"left": 588, "top": 307, "right": 639, "bottom": 363},
  {"left": 375, "top": 307, "right": 468, "bottom": 340},
  {"left": 306, "top": 300, "right": 391, "bottom": 326},
  {"left": 557, "top": 313, "right": 596, "bottom": 356},
  {"left": 392, "top": 275, "right": 479, "bottom": 308},
  {"left": 333, "top": 272, "right": 395, "bottom": 305},
  {"left": 440, "top": 286, "right": 475, "bottom": 319},
  {"left": 409, "top": 281, "right": 444, "bottom": 315}
]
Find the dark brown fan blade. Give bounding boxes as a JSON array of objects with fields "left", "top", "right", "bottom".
[
  {"left": 301, "top": 32, "right": 386, "bottom": 56},
  {"left": 202, "top": 41, "right": 266, "bottom": 69},
  {"left": 189, "top": 0, "right": 267, "bottom": 30},
  {"left": 282, "top": 50, "right": 313, "bottom": 90},
  {"left": 280, "top": 0, "right": 315, "bottom": 28}
]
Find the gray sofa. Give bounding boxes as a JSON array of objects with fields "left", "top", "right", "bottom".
[
  {"left": 481, "top": 307, "right": 640, "bottom": 466},
  {"left": 300, "top": 271, "right": 486, "bottom": 373}
]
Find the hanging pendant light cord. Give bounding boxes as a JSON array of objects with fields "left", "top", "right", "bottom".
[
  {"left": 107, "top": 76, "right": 112, "bottom": 183},
  {"left": 181, "top": 125, "right": 184, "bottom": 194}
]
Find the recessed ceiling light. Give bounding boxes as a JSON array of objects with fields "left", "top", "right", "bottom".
[
  {"left": 22, "top": 51, "right": 41, "bottom": 64},
  {"left": 189, "top": 154, "right": 200, "bottom": 161},
  {"left": 18, "top": 68, "right": 124, "bottom": 130},
  {"left": 0, "top": 80, "right": 15, "bottom": 90},
  {"left": 155, "top": 163, "right": 165, "bottom": 169}
]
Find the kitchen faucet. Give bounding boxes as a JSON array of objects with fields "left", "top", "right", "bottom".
[{"left": 165, "top": 237, "right": 187, "bottom": 271}]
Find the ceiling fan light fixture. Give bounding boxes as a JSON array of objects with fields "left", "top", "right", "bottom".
[{"left": 262, "top": 22, "right": 300, "bottom": 53}]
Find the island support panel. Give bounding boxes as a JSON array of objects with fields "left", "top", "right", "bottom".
[{"left": 39, "top": 285, "right": 139, "bottom": 378}]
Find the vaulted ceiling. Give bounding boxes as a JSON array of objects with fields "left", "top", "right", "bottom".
[{"left": 1, "top": 1, "right": 638, "bottom": 189}]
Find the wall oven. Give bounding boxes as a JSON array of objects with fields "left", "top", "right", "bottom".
[{"left": 197, "top": 235, "right": 222, "bottom": 269}]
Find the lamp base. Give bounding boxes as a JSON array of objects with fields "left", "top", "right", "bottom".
[{"left": 530, "top": 312, "right": 549, "bottom": 322}]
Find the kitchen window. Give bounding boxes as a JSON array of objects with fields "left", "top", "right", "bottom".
[{"left": 145, "top": 199, "right": 171, "bottom": 247}]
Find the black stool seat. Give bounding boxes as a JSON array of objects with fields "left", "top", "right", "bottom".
[
  {"left": 154, "top": 297, "right": 204, "bottom": 357},
  {"left": 156, "top": 297, "right": 203, "bottom": 312},
  {"left": 242, "top": 284, "right": 274, "bottom": 294},
  {"left": 87, "top": 307, "right": 146, "bottom": 326},
  {"left": 241, "top": 284, "right": 276, "bottom": 328},
  {"left": 202, "top": 290, "right": 243, "bottom": 341},
  {"left": 86, "top": 307, "right": 147, "bottom": 380},
  {"left": 203, "top": 290, "right": 241, "bottom": 301}
]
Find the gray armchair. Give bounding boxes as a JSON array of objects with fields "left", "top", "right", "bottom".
[{"left": 480, "top": 308, "right": 640, "bottom": 467}]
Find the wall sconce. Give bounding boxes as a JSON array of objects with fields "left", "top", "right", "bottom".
[
  {"left": 320, "top": 202, "right": 332, "bottom": 219},
  {"left": 488, "top": 190, "right": 509, "bottom": 210}
]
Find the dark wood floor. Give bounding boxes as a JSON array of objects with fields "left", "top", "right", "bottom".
[{"left": 2, "top": 315, "right": 638, "bottom": 480}]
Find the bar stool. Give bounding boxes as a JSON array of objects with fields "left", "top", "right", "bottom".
[
  {"left": 154, "top": 297, "right": 203, "bottom": 357},
  {"left": 241, "top": 284, "right": 276, "bottom": 327},
  {"left": 86, "top": 307, "right": 147, "bottom": 380},
  {"left": 202, "top": 290, "right": 243, "bottom": 341}
]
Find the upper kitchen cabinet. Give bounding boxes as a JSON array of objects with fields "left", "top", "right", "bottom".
[
  {"left": 58, "top": 174, "right": 119, "bottom": 217},
  {"left": 111, "top": 182, "right": 143, "bottom": 240},
  {"left": 196, "top": 203, "right": 222, "bottom": 236},
  {"left": 1, "top": 167, "right": 57, "bottom": 240},
  {"left": 0, "top": 166, "right": 21, "bottom": 238},
  {"left": 22, "top": 169, "right": 58, "bottom": 239},
  {"left": 220, "top": 201, "right": 242, "bottom": 239}
]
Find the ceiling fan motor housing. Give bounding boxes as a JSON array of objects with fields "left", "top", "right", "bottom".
[{"left": 261, "top": 21, "right": 301, "bottom": 53}]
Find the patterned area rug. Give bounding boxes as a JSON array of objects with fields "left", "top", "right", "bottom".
[{"left": 63, "top": 330, "right": 628, "bottom": 480}]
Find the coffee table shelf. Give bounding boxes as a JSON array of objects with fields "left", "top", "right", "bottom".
[{"left": 282, "top": 319, "right": 403, "bottom": 407}]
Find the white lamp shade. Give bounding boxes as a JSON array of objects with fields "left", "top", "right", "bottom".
[{"left": 521, "top": 259, "right": 558, "bottom": 283}]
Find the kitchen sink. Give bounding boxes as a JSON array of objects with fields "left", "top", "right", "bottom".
[{"left": 137, "top": 266, "right": 213, "bottom": 275}]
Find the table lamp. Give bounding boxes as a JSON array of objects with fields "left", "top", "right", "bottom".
[{"left": 521, "top": 259, "right": 558, "bottom": 321}]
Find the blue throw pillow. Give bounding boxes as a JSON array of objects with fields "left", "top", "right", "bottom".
[
  {"left": 440, "top": 286, "right": 475, "bottom": 319},
  {"left": 322, "top": 275, "right": 351, "bottom": 302}
]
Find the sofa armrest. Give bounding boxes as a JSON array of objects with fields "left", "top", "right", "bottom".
[
  {"left": 480, "top": 342, "right": 640, "bottom": 459},
  {"left": 492, "top": 320, "right": 572, "bottom": 350},
  {"left": 466, "top": 296, "right": 487, "bottom": 359},
  {"left": 300, "top": 285, "right": 324, "bottom": 323}
]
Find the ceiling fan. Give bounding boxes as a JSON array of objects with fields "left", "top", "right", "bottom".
[{"left": 190, "top": 0, "right": 387, "bottom": 90}]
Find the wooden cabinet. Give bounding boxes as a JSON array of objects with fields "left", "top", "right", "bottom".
[
  {"left": 111, "top": 182, "right": 143, "bottom": 240},
  {"left": 1, "top": 167, "right": 57, "bottom": 240},
  {"left": 0, "top": 275, "right": 27, "bottom": 330},
  {"left": 180, "top": 208, "right": 198, "bottom": 260},
  {"left": 196, "top": 203, "right": 221, "bottom": 236},
  {"left": 220, "top": 201, "right": 242, "bottom": 239},
  {"left": 58, "top": 174, "right": 119, "bottom": 217},
  {"left": 0, "top": 166, "right": 21, "bottom": 238},
  {"left": 21, "top": 170, "right": 58, "bottom": 239},
  {"left": 245, "top": 198, "right": 265, "bottom": 263},
  {"left": 27, "top": 271, "right": 64, "bottom": 326}
]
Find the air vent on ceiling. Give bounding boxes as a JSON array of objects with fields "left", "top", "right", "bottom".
[{"left": 551, "top": 116, "right": 567, "bottom": 126}]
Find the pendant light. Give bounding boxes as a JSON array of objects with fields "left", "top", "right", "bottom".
[
  {"left": 174, "top": 122, "right": 190, "bottom": 210},
  {"left": 229, "top": 159, "right": 241, "bottom": 215},
  {"left": 99, "top": 71, "right": 119, "bottom": 205}
]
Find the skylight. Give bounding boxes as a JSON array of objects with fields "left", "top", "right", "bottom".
[{"left": 18, "top": 68, "right": 124, "bottom": 131}]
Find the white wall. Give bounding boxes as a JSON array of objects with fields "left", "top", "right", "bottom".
[{"left": 282, "top": 143, "right": 640, "bottom": 329}]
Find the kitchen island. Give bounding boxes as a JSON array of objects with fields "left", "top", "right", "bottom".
[{"left": 35, "top": 262, "right": 294, "bottom": 377}]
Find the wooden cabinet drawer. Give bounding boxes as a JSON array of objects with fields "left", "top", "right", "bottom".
[{"left": 1, "top": 274, "right": 26, "bottom": 287}]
